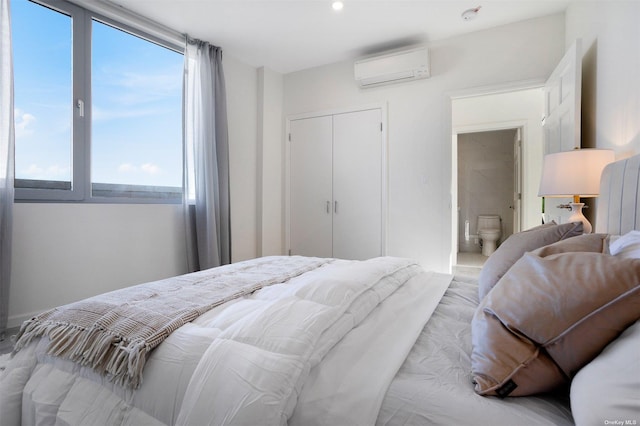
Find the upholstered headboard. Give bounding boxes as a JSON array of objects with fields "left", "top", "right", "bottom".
[{"left": 596, "top": 154, "right": 640, "bottom": 234}]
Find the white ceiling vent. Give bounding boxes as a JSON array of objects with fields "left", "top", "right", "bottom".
[{"left": 354, "top": 46, "right": 430, "bottom": 88}]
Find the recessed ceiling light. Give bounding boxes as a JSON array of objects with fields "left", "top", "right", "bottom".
[
  {"left": 461, "top": 5, "right": 481, "bottom": 21},
  {"left": 332, "top": 1, "right": 344, "bottom": 11}
]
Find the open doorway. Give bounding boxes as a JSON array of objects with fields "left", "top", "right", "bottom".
[
  {"left": 451, "top": 87, "right": 545, "bottom": 275},
  {"left": 456, "top": 128, "right": 520, "bottom": 272}
]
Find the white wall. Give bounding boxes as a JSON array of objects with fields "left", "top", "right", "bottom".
[
  {"left": 9, "top": 203, "right": 187, "bottom": 327},
  {"left": 257, "top": 67, "right": 285, "bottom": 256},
  {"left": 283, "top": 14, "right": 564, "bottom": 272},
  {"left": 225, "top": 55, "right": 260, "bottom": 262},
  {"left": 566, "top": 1, "right": 640, "bottom": 157},
  {"left": 565, "top": 1, "right": 639, "bottom": 226},
  {"left": 8, "top": 54, "right": 260, "bottom": 327}
]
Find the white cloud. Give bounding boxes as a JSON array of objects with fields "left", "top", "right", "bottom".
[
  {"left": 21, "top": 163, "right": 69, "bottom": 179},
  {"left": 117, "top": 162, "right": 162, "bottom": 175},
  {"left": 24, "top": 164, "right": 44, "bottom": 175},
  {"left": 91, "top": 64, "right": 182, "bottom": 122},
  {"left": 47, "top": 164, "right": 69, "bottom": 176},
  {"left": 118, "top": 163, "right": 137, "bottom": 173},
  {"left": 141, "top": 163, "right": 160, "bottom": 175},
  {"left": 14, "top": 108, "right": 36, "bottom": 137},
  {"left": 92, "top": 105, "right": 171, "bottom": 122},
  {"left": 108, "top": 69, "right": 182, "bottom": 103}
]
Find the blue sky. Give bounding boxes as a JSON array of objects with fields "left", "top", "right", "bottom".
[{"left": 12, "top": 0, "right": 183, "bottom": 188}]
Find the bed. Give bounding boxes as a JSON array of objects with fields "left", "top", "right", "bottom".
[{"left": 1, "top": 154, "right": 639, "bottom": 425}]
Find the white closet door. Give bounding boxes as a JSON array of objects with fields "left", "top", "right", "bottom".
[
  {"left": 290, "top": 116, "right": 333, "bottom": 257},
  {"left": 332, "top": 109, "right": 382, "bottom": 260}
]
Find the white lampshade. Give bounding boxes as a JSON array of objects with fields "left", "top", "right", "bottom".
[{"left": 538, "top": 149, "right": 615, "bottom": 198}]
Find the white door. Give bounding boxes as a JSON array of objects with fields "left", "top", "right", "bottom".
[
  {"left": 542, "top": 39, "right": 582, "bottom": 154},
  {"left": 332, "top": 109, "right": 383, "bottom": 260},
  {"left": 290, "top": 116, "right": 333, "bottom": 257},
  {"left": 541, "top": 39, "right": 582, "bottom": 224}
]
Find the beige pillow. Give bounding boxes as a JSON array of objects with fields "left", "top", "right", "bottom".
[
  {"left": 471, "top": 251, "right": 640, "bottom": 397},
  {"left": 477, "top": 221, "right": 584, "bottom": 300}
]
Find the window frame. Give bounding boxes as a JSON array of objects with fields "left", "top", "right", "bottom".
[{"left": 14, "top": 0, "right": 184, "bottom": 204}]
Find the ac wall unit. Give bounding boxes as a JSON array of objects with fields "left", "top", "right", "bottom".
[{"left": 354, "top": 46, "right": 430, "bottom": 88}]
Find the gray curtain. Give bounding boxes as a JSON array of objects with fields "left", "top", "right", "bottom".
[
  {"left": 0, "top": 0, "right": 14, "bottom": 340},
  {"left": 183, "top": 38, "right": 231, "bottom": 271}
]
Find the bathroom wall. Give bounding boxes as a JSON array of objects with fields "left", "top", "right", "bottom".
[{"left": 458, "top": 129, "right": 516, "bottom": 253}]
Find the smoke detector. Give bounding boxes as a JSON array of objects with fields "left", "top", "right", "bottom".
[{"left": 461, "top": 6, "right": 481, "bottom": 21}]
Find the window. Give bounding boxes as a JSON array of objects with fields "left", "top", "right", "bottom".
[
  {"left": 13, "top": 0, "right": 73, "bottom": 191},
  {"left": 12, "top": 0, "right": 183, "bottom": 202}
]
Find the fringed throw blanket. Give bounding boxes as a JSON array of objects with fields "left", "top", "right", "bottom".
[{"left": 13, "top": 256, "right": 332, "bottom": 389}]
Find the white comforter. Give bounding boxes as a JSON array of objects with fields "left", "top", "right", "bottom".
[{"left": 0, "top": 256, "right": 451, "bottom": 425}]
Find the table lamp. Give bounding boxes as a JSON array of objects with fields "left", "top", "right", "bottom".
[{"left": 538, "top": 148, "right": 615, "bottom": 233}]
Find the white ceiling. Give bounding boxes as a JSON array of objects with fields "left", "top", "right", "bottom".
[{"left": 105, "top": 0, "right": 572, "bottom": 74}]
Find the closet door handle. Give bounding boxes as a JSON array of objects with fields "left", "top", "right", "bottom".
[
  {"left": 326, "top": 201, "right": 330, "bottom": 214},
  {"left": 334, "top": 201, "right": 338, "bottom": 214}
]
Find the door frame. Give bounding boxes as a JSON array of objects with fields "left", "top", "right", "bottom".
[
  {"left": 449, "top": 80, "right": 546, "bottom": 270},
  {"left": 452, "top": 124, "right": 524, "bottom": 261},
  {"left": 285, "top": 102, "right": 389, "bottom": 257}
]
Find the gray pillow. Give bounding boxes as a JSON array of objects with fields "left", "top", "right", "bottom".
[
  {"left": 532, "top": 233, "right": 607, "bottom": 257},
  {"left": 477, "top": 221, "right": 583, "bottom": 300},
  {"left": 471, "top": 250, "right": 640, "bottom": 397}
]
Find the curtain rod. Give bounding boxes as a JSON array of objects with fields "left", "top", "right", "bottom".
[{"left": 68, "top": 0, "right": 185, "bottom": 49}]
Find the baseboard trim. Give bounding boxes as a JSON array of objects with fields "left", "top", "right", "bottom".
[{"left": 8, "top": 310, "right": 42, "bottom": 329}]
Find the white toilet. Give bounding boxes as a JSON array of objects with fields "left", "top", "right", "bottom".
[{"left": 477, "top": 215, "right": 501, "bottom": 256}]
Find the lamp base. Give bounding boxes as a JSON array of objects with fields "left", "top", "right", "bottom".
[{"left": 568, "top": 202, "right": 592, "bottom": 234}]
